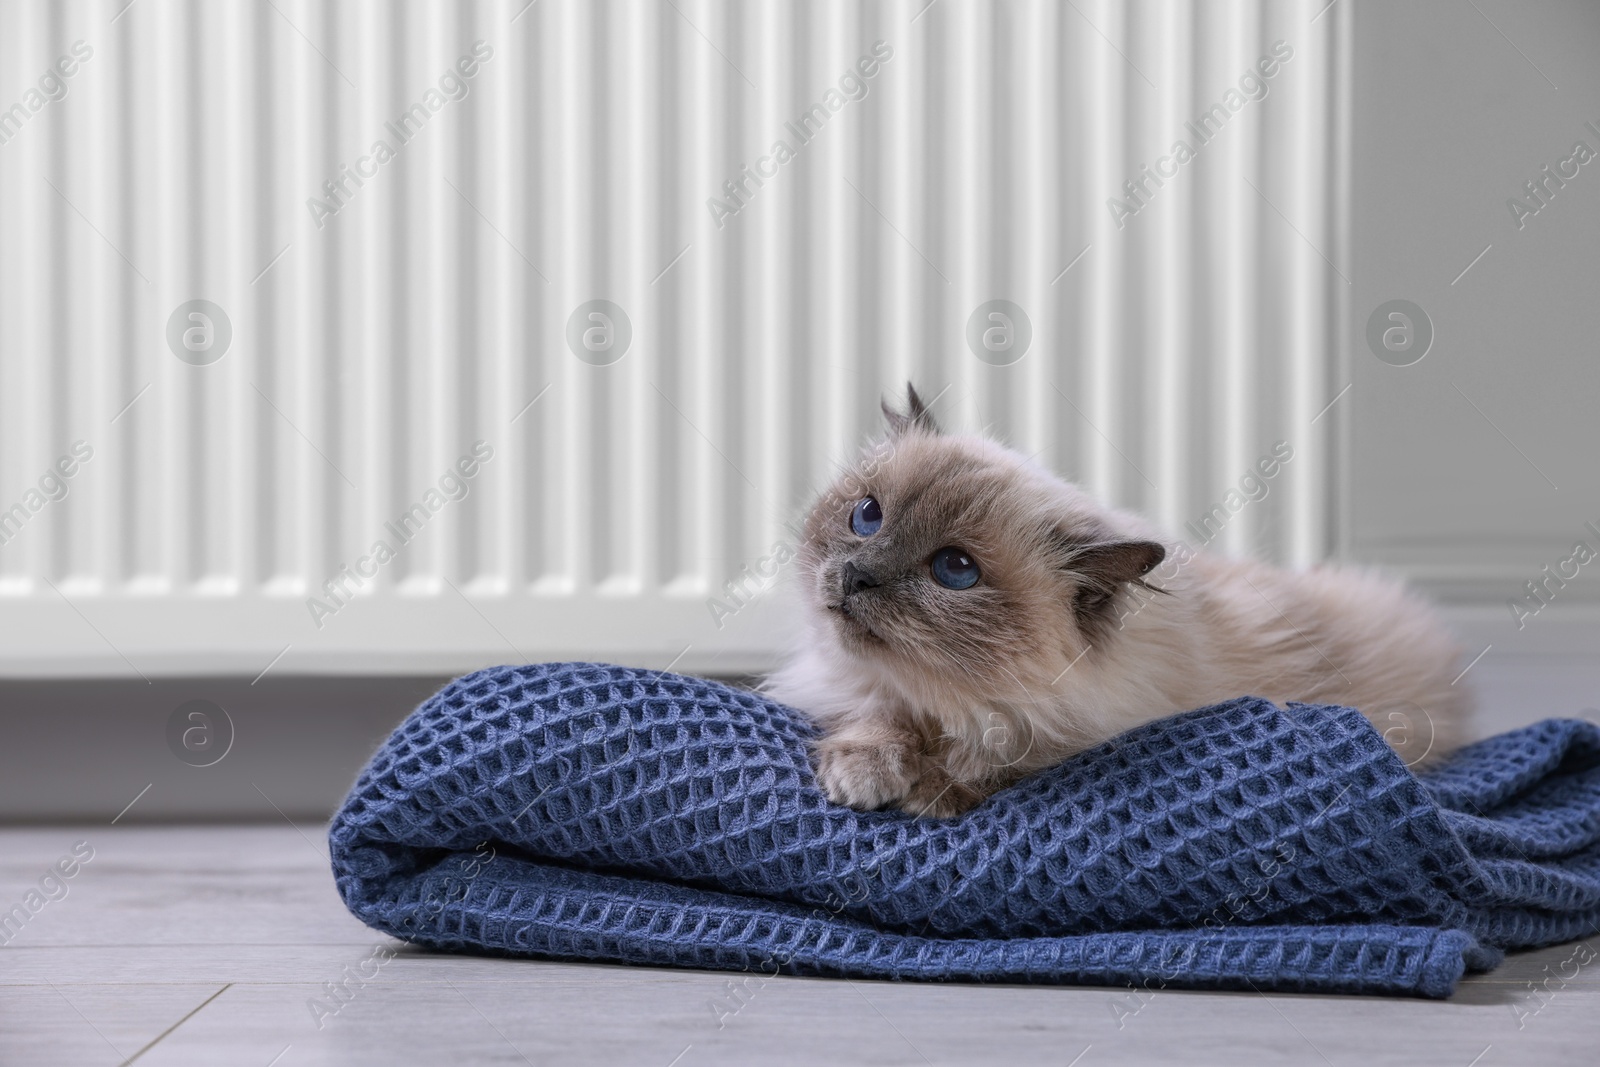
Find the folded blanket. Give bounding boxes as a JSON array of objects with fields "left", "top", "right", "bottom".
[{"left": 328, "top": 662, "right": 1600, "bottom": 997}]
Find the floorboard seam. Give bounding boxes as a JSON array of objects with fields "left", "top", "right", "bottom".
[{"left": 118, "top": 982, "right": 233, "bottom": 1066}]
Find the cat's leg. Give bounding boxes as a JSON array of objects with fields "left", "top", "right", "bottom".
[
  {"left": 899, "top": 756, "right": 987, "bottom": 818},
  {"left": 812, "top": 710, "right": 922, "bottom": 810},
  {"left": 897, "top": 725, "right": 1024, "bottom": 817}
]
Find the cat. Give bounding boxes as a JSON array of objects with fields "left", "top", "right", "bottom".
[{"left": 765, "top": 385, "right": 1469, "bottom": 817}]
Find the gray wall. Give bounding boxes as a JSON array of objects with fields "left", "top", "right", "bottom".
[
  {"left": 1352, "top": 1, "right": 1600, "bottom": 600},
  {"left": 1350, "top": 0, "right": 1600, "bottom": 737}
]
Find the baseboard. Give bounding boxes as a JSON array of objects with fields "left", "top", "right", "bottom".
[
  {"left": 0, "top": 671, "right": 760, "bottom": 824},
  {"left": 0, "top": 675, "right": 456, "bottom": 824},
  {"left": 1436, "top": 605, "right": 1600, "bottom": 736}
]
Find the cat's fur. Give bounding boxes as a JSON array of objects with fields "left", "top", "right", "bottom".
[{"left": 765, "top": 385, "right": 1469, "bottom": 817}]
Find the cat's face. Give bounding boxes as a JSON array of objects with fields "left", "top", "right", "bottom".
[{"left": 795, "top": 388, "right": 1166, "bottom": 697}]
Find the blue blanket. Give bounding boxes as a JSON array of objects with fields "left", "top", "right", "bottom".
[{"left": 328, "top": 662, "right": 1600, "bottom": 997}]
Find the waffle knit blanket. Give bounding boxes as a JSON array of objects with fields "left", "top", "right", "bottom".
[{"left": 328, "top": 662, "right": 1600, "bottom": 997}]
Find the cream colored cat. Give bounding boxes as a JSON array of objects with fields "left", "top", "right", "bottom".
[{"left": 766, "top": 386, "right": 1468, "bottom": 817}]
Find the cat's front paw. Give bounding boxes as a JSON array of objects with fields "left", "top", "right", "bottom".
[
  {"left": 900, "top": 765, "right": 986, "bottom": 818},
  {"left": 814, "top": 736, "right": 918, "bottom": 810}
]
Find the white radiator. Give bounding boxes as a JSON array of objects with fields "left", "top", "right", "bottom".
[{"left": 0, "top": 0, "right": 1349, "bottom": 678}]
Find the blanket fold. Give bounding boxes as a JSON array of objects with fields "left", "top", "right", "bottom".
[{"left": 328, "top": 662, "right": 1600, "bottom": 997}]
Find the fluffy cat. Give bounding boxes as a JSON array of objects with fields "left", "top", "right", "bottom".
[{"left": 765, "top": 385, "right": 1469, "bottom": 817}]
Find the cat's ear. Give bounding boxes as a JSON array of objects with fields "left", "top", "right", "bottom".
[
  {"left": 882, "top": 383, "right": 941, "bottom": 437},
  {"left": 1058, "top": 539, "right": 1168, "bottom": 615},
  {"left": 1065, "top": 539, "right": 1166, "bottom": 582}
]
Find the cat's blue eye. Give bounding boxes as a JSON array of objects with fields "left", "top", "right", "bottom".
[
  {"left": 850, "top": 497, "right": 882, "bottom": 536},
  {"left": 930, "top": 547, "right": 980, "bottom": 589}
]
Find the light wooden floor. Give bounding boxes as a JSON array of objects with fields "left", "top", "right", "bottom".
[{"left": 1, "top": 826, "right": 1595, "bottom": 1066}]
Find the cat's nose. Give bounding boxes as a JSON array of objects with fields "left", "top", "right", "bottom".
[{"left": 842, "top": 562, "right": 881, "bottom": 597}]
